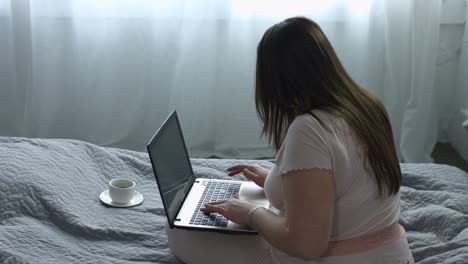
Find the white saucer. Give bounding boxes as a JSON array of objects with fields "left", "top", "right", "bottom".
[{"left": 99, "top": 190, "right": 144, "bottom": 208}]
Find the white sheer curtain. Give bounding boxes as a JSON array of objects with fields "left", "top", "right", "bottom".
[
  {"left": 446, "top": 3, "right": 468, "bottom": 160},
  {"left": 0, "top": 0, "right": 444, "bottom": 161}
]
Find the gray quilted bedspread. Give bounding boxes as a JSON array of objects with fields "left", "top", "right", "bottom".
[{"left": 0, "top": 137, "right": 467, "bottom": 263}]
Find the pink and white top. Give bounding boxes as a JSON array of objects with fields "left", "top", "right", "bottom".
[{"left": 263, "top": 110, "right": 402, "bottom": 260}]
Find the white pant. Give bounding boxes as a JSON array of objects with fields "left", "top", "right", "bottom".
[{"left": 165, "top": 222, "right": 414, "bottom": 264}]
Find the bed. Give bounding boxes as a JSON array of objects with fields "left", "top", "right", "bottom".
[{"left": 0, "top": 137, "right": 467, "bottom": 263}]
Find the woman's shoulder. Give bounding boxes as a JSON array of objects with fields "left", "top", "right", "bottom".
[
  {"left": 289, "top": 110, "right": 352, "bottom": 146},
  {"left": 291, "top": 110, "right": 339, "bottom": 131},
  {"left": 287, "top": 111, "right": 329, "bottom": 141}
]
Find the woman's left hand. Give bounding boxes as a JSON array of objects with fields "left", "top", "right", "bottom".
[{"left": 200, "top": 194, "right": 257, "bottom": 227}]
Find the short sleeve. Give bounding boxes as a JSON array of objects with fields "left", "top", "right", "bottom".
[{"left": 276, "top": 114, "right": 333, "bottom": 176}]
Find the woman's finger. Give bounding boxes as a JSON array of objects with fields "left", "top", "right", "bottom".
[
  {"left": 200, "top": 203, "right": 217, "bottom": 212},
  {"left": 244, "top": 168, "right": 265, "bottom": 187},
  {"left": 228, "top": 168, "right": 253, "bottom": 176},
  {"left": 227, "top": 169, "right": 243, "bottom": 176},
  {"left": 243, "top": 168, "right": 259, "bottom": 179},
  {"left": 201, "top": 203, "right": 225, "bottom": 214},
  {"left": 227, "top": 164, "right": 255, "bottom": 172},
  {"left": 200, "top": 206, "right": 214, "bottom": 214},
  {"left": 227, "top": 164, "right": 246, "bottom": 171},
  {"left": 233, "top": 193, "right": 240, "bottom": 199},
  {"left": 205, "top": 199, "right": 227, "bottom": 206}
]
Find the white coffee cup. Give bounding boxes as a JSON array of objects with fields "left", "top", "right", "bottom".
[{"left": 109, "top": 178, "right": 136, "bottom": 204}]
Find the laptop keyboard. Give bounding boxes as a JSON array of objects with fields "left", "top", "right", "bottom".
[{"left": 189, "top": 181, "right": 241, "bottom": 227}]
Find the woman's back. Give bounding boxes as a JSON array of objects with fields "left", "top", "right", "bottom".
[
  {"left": 311, "top": 110, "right": 400, "bottom": 239},
  {"left": 264, "top": 109, "right": 406, "bottom": 262}
]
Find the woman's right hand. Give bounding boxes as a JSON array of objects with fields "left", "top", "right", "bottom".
[{"left": 226, "top": 164, "right": 270, "bottom": 188}]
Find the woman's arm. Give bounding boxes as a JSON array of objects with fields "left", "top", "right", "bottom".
[
  {"left": 202, "top": 168, "right": 334, "bottom": 260},
  {"left": 251, "top": 168, "right": 334, "bottom": 260}
]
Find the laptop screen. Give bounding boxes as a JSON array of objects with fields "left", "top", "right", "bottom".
[{"left": 147, "top": 111, "right": 195, "bottom": 226}]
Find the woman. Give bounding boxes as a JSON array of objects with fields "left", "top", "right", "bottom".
[{"left": 165, "top": 16, "right": 414, "bottom": 263}]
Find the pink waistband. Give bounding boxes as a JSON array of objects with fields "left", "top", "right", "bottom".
[{"left": 321, "top": 223, "right": 405, "bottom": 257}]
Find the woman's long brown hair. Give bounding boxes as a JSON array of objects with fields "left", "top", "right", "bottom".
[{"left": 255, "top": 17, "right": 401, "bottom": 197}]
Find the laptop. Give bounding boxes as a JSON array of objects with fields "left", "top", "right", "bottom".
[{"left": 147, "top": 110, "right": 270, "bottom": 234}]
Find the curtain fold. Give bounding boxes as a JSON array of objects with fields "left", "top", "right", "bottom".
[
  {"left": 446, "top": 3, "right": 468, "bottom": 161},
  {"left": 458, "top": 4, "right": 468, "bottom": 112},
  {"left": 399, "top": 0, "right": 442, "bottom": 162},
  {"left": 0, "top": 0, "right": 452, "bottom": 161}
]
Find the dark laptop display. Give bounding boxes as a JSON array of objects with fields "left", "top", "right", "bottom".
[
  {"left": 147, "top": 110, "right": 269, "bottom": 233},
  {"left": 147, "top": 111, "right": 194, "bottom": 227}
]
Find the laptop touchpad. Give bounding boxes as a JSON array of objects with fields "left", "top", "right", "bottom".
[{"left": 239, "top": 181, "right": 268, "bottom": 206}]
